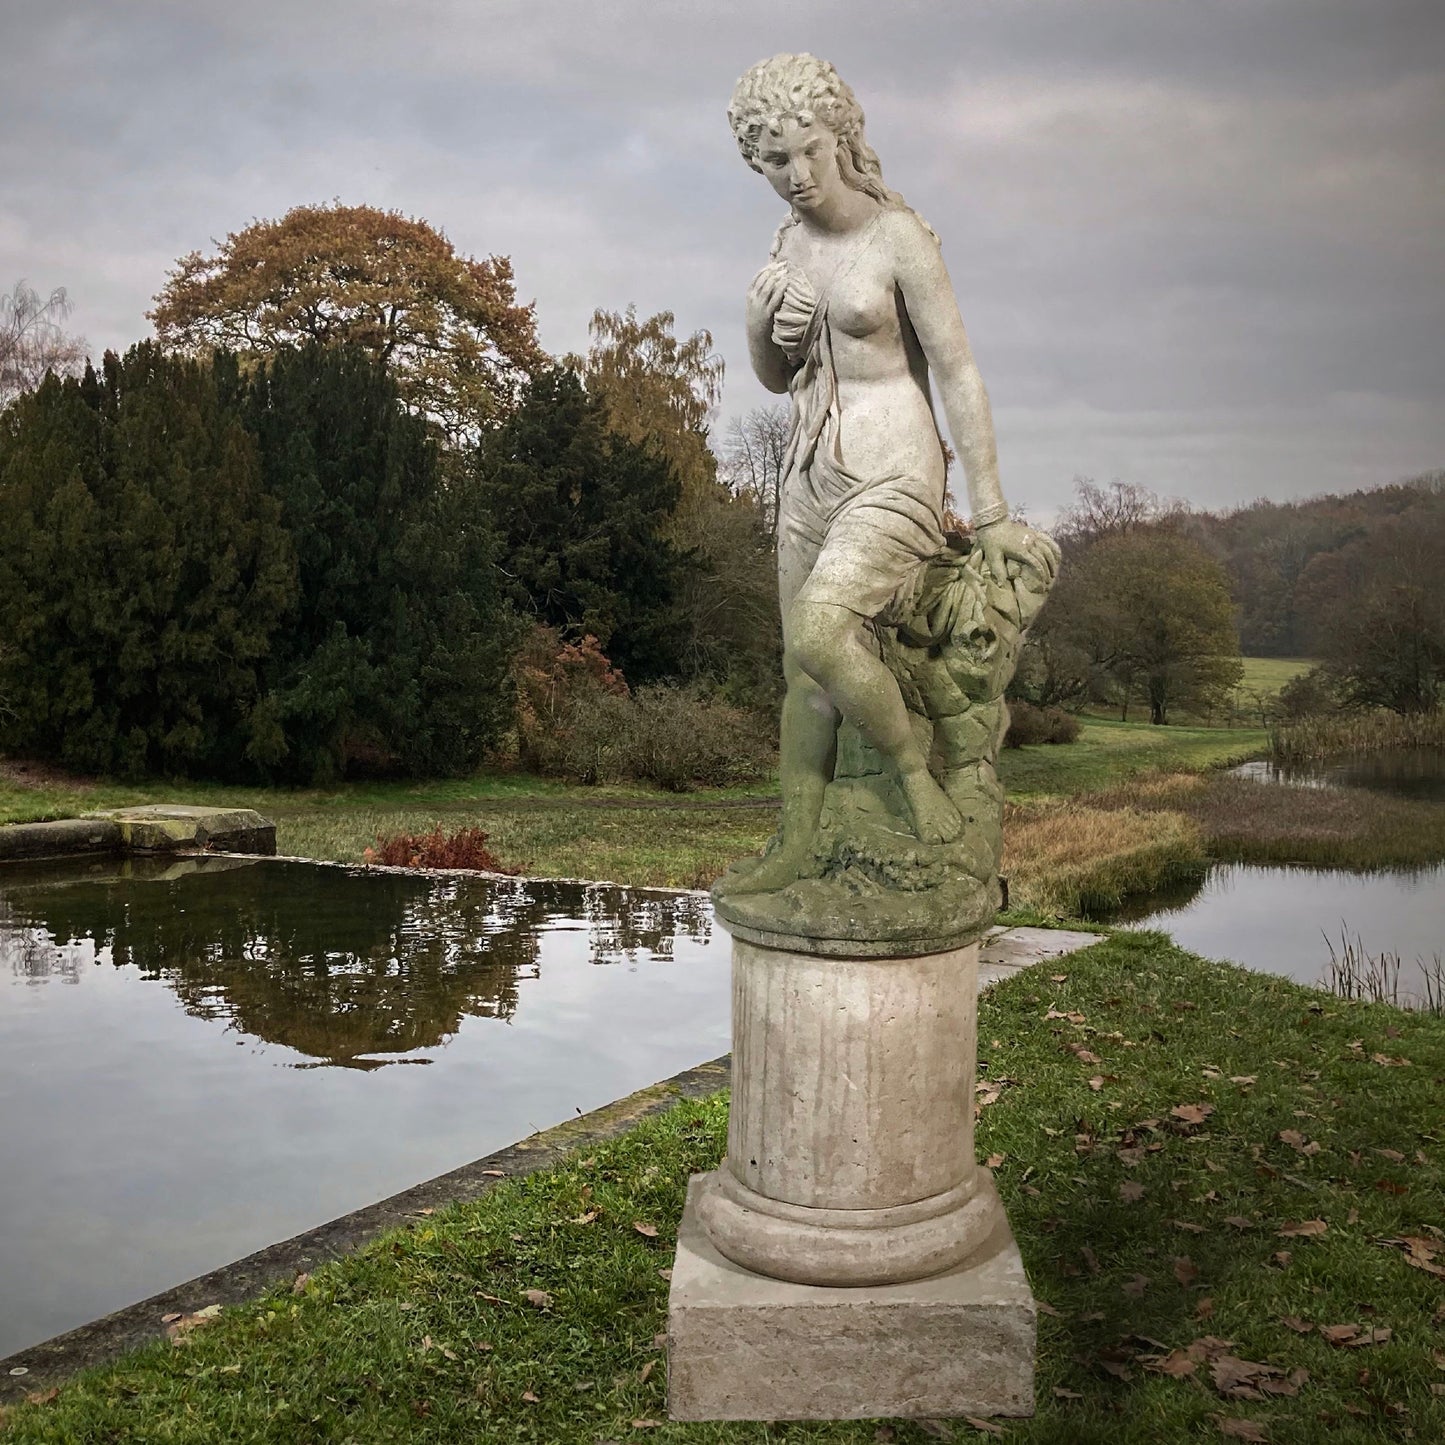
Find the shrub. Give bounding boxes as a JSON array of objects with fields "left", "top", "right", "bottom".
[
  {"left": 1004, "top": 701, "right": 1081, "bottom": 748},
  {"left": 363, "top": 826, "right": 516, "bottom": 872},
  {"left": 1273, "top": 665, "right": 1342, "bottom": 722}
]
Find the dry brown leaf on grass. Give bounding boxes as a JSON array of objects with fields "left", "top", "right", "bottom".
[
  {"left": 1280, "top": 1316, "right": 1313, "bottom": 1334},
  {"left": 962, "top": 1417, "right": 1003, "bottom": 1437},
  {"left": 571, "top": 1211, "right": 599, "bottom": 1225},
  {"left": 166, "top": 1303, "right": 221, "bottom": 1341},
  {"left": 1215, "top": 1418, "right": 1269, "bottom": 1442},
  {"left": 1196, "top": 1297, "right": 1216, "bottom": 1320},
  {"left": 521, "top": 1289, "right": 553, "bottom": 1310},
  {"left": 1383, "top": 1234, "right": 1445, "bottom": 1278},
  {"left": 1171, "top": 1103, "right": 1215, "bottom": 1125},
  {"left": 1173, "top": 1256, "right": 1201, "bottom": 1287},
  {"left": 291, "top": 1272, "right": 311, "bottom": 1294},
  {"left": 480, "top": 1169, "right": 506, "bottom": 1178},
  {"left": 985, "top": 1152, "right": 1006, "bottom": 1168},
  {"left": 1122, "top": 1273, "right": 1150, "bottom": 1298},
  {"left": 657, "top": 1267, "right": 673, "bottom": 1281},
  {"left": 1277, "top": 1219, "right": 1327, "bottom": 1238},
  {"left": 1147, "top": 1348, "right": 1199, "bottom": 1379},
  {"left": 1120, "top": 1181, "right": 1146, "bottom": 1202},
  {"left": 1224, "top": 1216, "right": 1254, "bottom": 1231},
  {"left": 1373, "top": 1147, "right": 1406, "bottom": 1162},
  {"left": 633, "top": 1221, "right": 659, "bottom": 1239},
  {"left": 1172, "top": 1218, "right": 1206, "bottom": 1233},
  {"left": 1052, "top": 1385, "right": 1083, "bottom": 1399},
  {"left": 1320, "top": 1324, "right": 1392, "bottom": 1348},
  {"left": 22, "top": 1387, "right": 60, "bottom": 1407},
  {"left": 1045, "top": 1009, "right": 1086, "bottom": 1024},
  {"left": 639, "top": 1360, "right": 656, "bottom": 1383},
  {"left": 630, "top": 1419, "right": 663, "bottom": 1429}
]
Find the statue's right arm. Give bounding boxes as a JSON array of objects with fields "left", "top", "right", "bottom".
[{"left": 746, "top": 261, "right": 793, "bottom": 393}]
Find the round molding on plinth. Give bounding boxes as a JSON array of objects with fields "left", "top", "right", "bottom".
[{"left": 694, "top": 1164, "right": 1003, "bottom": 1287}]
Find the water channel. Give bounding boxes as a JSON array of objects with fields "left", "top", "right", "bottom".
[
  {"left": 0, "top": 858, "right": 730, "bottom": 1359},
  {"left": 1103, "top": 746, "right": 1445, "bottom": 1001}
]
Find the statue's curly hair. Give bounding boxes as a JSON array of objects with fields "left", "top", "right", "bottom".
[
  {"left": 728, "top": 54, "right": 936, "bottom": 256},
  {"left": 727, "top": 53, "right": 900, "bottom": 207}
]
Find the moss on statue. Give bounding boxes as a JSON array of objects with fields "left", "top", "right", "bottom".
[{"left": 714, "top": 537, "right": 1055, "bottom": 956}]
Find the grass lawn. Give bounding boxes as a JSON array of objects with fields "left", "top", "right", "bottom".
[
  {"left": 4, "top": 934, "right": 1440, "bottom": 1444},
  {"left": 1236, "top": 658, "right": 1314, "bottom": 696}
]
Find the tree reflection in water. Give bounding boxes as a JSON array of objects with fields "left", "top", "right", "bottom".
[{"left": 0, "top": 859, "right": 713, "bottom": 1068}]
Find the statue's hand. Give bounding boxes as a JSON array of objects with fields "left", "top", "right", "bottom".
[
  {"left": 976, "top": 517, "right": 1061, "bottom": 587},
  {"left": 746, "top": 261, "right": 789, "bottom": 337}
]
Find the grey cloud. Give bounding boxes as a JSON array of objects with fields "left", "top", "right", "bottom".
[{"left": 1, "top": 0, "right": 1441, "bottom": 517}]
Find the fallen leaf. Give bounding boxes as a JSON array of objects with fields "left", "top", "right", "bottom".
[
  {"left": 521, "top": 1390, "right": 540, "bottom": 1403},
  {"left": 1277, "top": 1219, "right": 1327, "bottom": 1238},
  {"left": 874, "top": 1429, "right": 898, "bottom": 1443},
  {"left": 1173, "top": 1256, "right": 1201, "bottom": 1287},
  {"left": 1122, "top": 1273, "right": 1150, "bottom": 1298},
  {"left": 657, "top": 1268, "right": 673, "bottom": 1282},
  {"left": 639, "top": 1360, "right": 656, "bottom": 1384},
  {"left": 521, "top": 1289, "right": 553, "bottom": 1310},
  {"left": 1171, "top": 1103, "right": 1216, "bottom": 1125},
  {"left": 633, "top": 1221, "right": 659, "bottom": 1239},
  {"left": 1046, "top": 1008, "right": 1086, "bottom": 1023},
  {"left": 23, "top": 1387, "right": 59, "bottom": 1407},
  {"left": 1373, "top": 1148, "right": 1406, "bottom": 1162},
  {"left": 963, "top": 1418, "right": 1003, "bottom": 1437},
  {"left": 1229, "top": 1076, "right": 1257, "bottom": 1086},
  {"left": 571, "top": 1211, "right": 599, "bottom": 1225},
  {"left": 1280, "top": 1316, "right": 1313, "bottom": 1334},
  {"left": 1050, "top": 974, "right": 1068, "bottom": 983},
  {"left": 291, "top": 1273, "right": 310, "bottom": 1294},
  {"left": 480, "top": 1169, "right": 506, "bottom": 1178},
  {"left": 1052, "top": 1385, "right": 1084, "bottom": 1399},
  {"left": 1224, "top": 1216, "right": 1254, "bottom": 1231},
  {"left": 1196, "top": 1296, "right": 1216, "bottom": 1320},
  {"left": 1172, "top": 1218, "right": 1206, "bottom": 1233},
  {"left": 985, "top": 1153, "right": 1006, "bottom": 1169},
  {"left": 1036, "top": 1300, "right": 1063, "bottom": 1317},
  {"left": 1216, "top": 1416, "right": 1270, "bottom": 1441},
  {"left": 1147, "top": 1349, "right": 1199, "bottom": 1378},
  {"left": 1120, "top": 1181, "right": 1146, "bottom": 1203},
  {"left": 1271, "top": 1250, "right": 1292, "bottom": 1268},
  {"left": 631, "top": 1422, "right": 663, "bottom": 1431},
  {"left": 1319, "top": 1324, "right": 1362, "bottom": 1345}
]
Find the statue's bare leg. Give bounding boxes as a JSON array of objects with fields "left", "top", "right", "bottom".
[
  {"left": 725, "top": 653, "right": 838, "bottom": 894},
  {"left": 728, "top": 598, "right": 962, "bottom": 895}
]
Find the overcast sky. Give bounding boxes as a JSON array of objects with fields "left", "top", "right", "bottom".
[{"left": 3, "top": 0, "right": 1442, "bottom": 520}]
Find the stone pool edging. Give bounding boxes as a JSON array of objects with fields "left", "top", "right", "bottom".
[
  {"left": 0, "top": 806, "right": 276, "bottom": 862},
  {"left": 0, "top": 1055, "right": 731, "bottom": 1402}
]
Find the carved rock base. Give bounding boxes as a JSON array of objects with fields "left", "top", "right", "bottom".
[{"left": 667, "top": 1175, "right": 1036, "bottom": 1421}]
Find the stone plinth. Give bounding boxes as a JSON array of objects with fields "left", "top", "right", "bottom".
[
  {"left": 669, "top": 930, "right": 1036, "bottom": 1421},
  {"left": 668, "top": 1175, "right": 1035, "bottom": 1422},
  {"left": 695, "top": 936, "right": 999, "bottom": 1286}
]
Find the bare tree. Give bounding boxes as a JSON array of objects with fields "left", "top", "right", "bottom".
[
  {"left": 0, "top": 281, "right": 88, "bottom": 406},
  {"left": 719, "top": 403, "right": 790, "bottom": 538},
  {"left": 1055, "top": 477, "right": 1177, "bottom": 551}
]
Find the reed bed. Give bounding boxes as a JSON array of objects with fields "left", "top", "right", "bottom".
[
  {"left": 1321, "top": 928, "right": 1445, "bottom": 1015},
  {"left": 1270, "top": 707, "right": 1445, "bottom": 767}
]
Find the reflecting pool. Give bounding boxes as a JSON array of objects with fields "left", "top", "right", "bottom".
[{"left": 0, "top": 857, "right": 729, "bottom": 1358}]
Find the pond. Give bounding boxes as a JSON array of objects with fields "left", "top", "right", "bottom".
[
  {"left": 1104, "top": 860, "right": 1444, "bottom": 1003},
  {"left": 0, "top": 857, "right": 729, "bottom": 1360},
  {"left": 1231, "top": 744, "right": 1445, "bottom": 803}
]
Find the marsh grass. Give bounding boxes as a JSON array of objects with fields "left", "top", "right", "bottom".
[
  {"left": 5, "top": 936, "right": 1443, "bottom": 1444},
  {"left": 1270, "top": 709, "right": 1445, "bottom": 768},
  {"left": 1322, "top": 929, "right": 1445, "bottom": 1015}
]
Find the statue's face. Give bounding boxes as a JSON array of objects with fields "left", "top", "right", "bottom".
[{"left": 756, "top": 116, "right": 843, "bottom": 213}]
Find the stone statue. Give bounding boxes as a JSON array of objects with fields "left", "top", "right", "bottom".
[
  {"left": 668, "top": 56, "right": 1053, "bottom": 1424},
  {"left": 712, "top": 53, "right": 1059, "bottom": 956}
]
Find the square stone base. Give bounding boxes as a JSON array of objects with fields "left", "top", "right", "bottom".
[{"left": 666, "top": 1174, "right": 1036, "bottom": 1421}]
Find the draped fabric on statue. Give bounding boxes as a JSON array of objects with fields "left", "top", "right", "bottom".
[{"left": 773, "top": 214, "right": 946, "bottom": 622}]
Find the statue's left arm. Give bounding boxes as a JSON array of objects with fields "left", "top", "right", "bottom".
[{"left": 891, "top": 212, "right": 1060, "bottom": 584}]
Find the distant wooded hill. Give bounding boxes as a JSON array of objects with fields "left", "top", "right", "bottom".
[{"left": 1179, "top": 472, "right": 1445, "bottom": 658}]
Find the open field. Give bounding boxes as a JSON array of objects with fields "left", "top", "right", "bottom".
[
  {"left": 1238, "top": 656, "right": 1314, "bottom": 696},
  {"left": 4, "top": 935, "right": 1440, "bottom": 1444}
]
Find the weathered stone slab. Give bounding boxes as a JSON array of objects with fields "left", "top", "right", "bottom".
[
  {"left": 978, "top": 926, "right": 1101, "bottom": 989},
  {"left": 0, "top": 818, "right": 123, "bottom": 862},
  {"left": 668, "top": 1175, "right": 1035, "bottom": 1421},
  {"left": 82, "top": 805, "right": 276, "bottom": 856}
]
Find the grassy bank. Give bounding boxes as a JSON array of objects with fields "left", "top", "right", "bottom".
[
  {"left": 1002, "top": 767, "right": 1445, "bottom": 918},
  {"left": 5, "top": 935, "right": 1441, "bottom": 1444}
]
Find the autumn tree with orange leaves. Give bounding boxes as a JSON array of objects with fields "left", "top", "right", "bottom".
[{"left": 150, "top": 203, "right": 546, "bottom": 441}]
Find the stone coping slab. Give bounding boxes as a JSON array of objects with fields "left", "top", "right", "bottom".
[{"left": 0, "top": 805, "right": 275, "bottom": 863}]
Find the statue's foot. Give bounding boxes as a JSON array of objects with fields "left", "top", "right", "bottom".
[
  {"left": 720, "top": 840, "right": 815, "bottom": 895},
  {"left": 899, "top": 768, "right": 963, "bottom": 845}
]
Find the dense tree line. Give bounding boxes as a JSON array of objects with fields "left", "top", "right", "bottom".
[{"left": 0, "top": 344, "right": 522, "bottom": 781}]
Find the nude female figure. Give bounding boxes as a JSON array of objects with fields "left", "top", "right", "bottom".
[{"left": 726, "top": 54, "right": 1059, "bottom": 896}]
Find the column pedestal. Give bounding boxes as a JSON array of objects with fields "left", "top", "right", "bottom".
[{"left": 666, "top": 933, "right": 1036, "bottom": 1421}]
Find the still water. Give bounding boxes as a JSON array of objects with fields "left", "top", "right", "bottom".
[
  {"left": 1231, "top": 745, "right": 1445, "bottom": 803},
  {"left": 1106, "top": 860, "right": 1444, "bottom": 1001},
  {"left": 0, "top": 857, "right": 729, "bottom": 1359}
]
